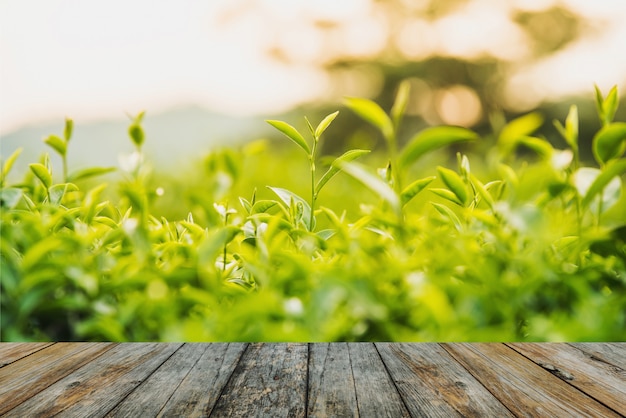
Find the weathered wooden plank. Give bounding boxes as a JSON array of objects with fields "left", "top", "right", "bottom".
[
  {"left": 376, "top": 343, "right": 512, "bottom": 417},
  {"left": 569, "top": 343, "right": 626, "bottom": 369},
  {"left": 0, "top": 342, "right": 54, "bottom": 367},
  {"left": 105, "top": 343, "right": 209, "bottom": 417},
  {"left": 210, "top": 343, "right": 307, "bottom": 418},
  {"left": 307, "top": 343, "right": 358, "bottom": 417},
  {"left": 351, "top": 343, "right": 411, "bottom": 417},
  {"left": 0, "top": 342, "right": 115, "bottom": 416},
  {"left": 156, "top": 343, "right": 247, "bottom": 418},
  {"left": 444, "top": 343, "right": 621, "bottom": 417},
  {"left": 508, "top": 343, "right": 626, "bottom": 415},
  {"left": 5, "top": 342, "right": 181, "bottom": 417}
]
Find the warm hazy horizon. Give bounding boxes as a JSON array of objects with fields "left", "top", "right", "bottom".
[{"left": 2, "top": 0, "right": 626, "bottom": 137}]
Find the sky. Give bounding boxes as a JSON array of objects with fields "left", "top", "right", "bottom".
[{"left": 2, "top": 0, "right": 626, "bottom": 137}]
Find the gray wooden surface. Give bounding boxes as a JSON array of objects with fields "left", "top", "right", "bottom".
[{"left": 0, "top": 343, "right": 624, "bottom": 417}]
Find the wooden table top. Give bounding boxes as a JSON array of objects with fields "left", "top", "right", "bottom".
[{"left": 0, "top": 342, "right": 624, "bottom": 417}]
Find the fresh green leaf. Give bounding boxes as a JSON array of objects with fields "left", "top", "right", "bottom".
[
  {"left": 266, "top": 120, "right": 311, "bottom": 154},
  {"left": 128, "top": 123, "right": 145, "bottom": 148},
  {"left": 267, "top": 186, "right": 313, "bottom": 230},
  {"left": 1, "top": 147, "right": 23, "bottom": 184},
  {"left": 430, "top": 188, "right": 464, "bottom": 206},
  {"left": 305, "top": 116, "right": 315, "bottom": 138},
  {"left": 315, "top": 111, "right": 339, "bottom": 139},
  {"left": 470, "top": 174, "right": 495, "bottom": 209},
  {"left": 239, "top": 197, "right": 252, "bottom": 214},
  {"left": 64, "top": 117, "right": 74, "bottom": 142},
  {"left": 603, "top": 86, "right": 619, "bottom": 126},
  {"left": 43, "top": 135, "right": 67, "bottom": 157},
  {"left": 592, "top": 122, "right": 626, "bottom": 165},
  {"left": 68, "top": 167, "right": 116, "bottom": 182},
  {"left": 49, "top": 183, "right": 79, "bottom": 205},
  {"left": 517, "top": 136, "right": 554, "bottom": 158},
  {"left": 344, "top": 97, "right": 394, "bottom": 141},
  {"left": 595, "top": 85, "right": 619, "bottom": 126},
  {"left": 29, "top": 163, "right": 52, "bottom": 189},
  {"left": 337, "top": 161, "right": 400, "bottom": 216},
  {"left": 0, "top": 187, "right": 23, "bottom": 208},
  {"left": 316, "top": 229, "right": 336, "bottom": 241},
  {"left": 564, "top": 104, "right": 578, "bottom": 151},
  {"left": 431, "top": 202, "right": 463, "bottom": 232},
  {"left": 251, "top": 200, "right": 278, "bottom": 214},
  {"left": 316, "top": 149, "right": 370, "bottom": 195},
  {"left": 581, "top": 160, "right": 626, "bottom": 208},
  {"left": 401, "top": 176, "right": 435, "bottom": 206},
  {"left": 400, "top": 126, "right": 477, "bottom": 168},
  {"left": 498, "top": 112, "right": 544, "bottom": 155},
  {"left": 437, "top": 166, "right": 468, "bottom": 205},
  {"left": 391, "top": 80, "right": 411, "bottom": 130}
]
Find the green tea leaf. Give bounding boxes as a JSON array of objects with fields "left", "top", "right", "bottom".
[
  {"left": 437, "top": 166, "right": 468, "bottom": 205},
  {"left": 581, "top": 160, "right": 626, "bottom": 208},
  {"left": 431, "top": 202, "right": 463, "bottom": 232},
  {"left": 29, "top": 163, "right": 52, "bottom": 189},
  {"left": 128, "top": 123, "right": 145, "bottom": 148},
  {"left": 267, "top": 186, "right": 313, "bottom": 230},
  {"left": 595, "top": 85, "right": 619, "bottom": 126},
  {"left": 68, "top": 166, "right": 116, "bottom": 182},
  {"left": 305, "top": 116, "right": 315, "bottom": 138},
  {"left": 251, "top": 200, "right": 278, "bottom": 214},
  {"left": 337, "top": 161, "right": 400, "bottom": 216},
  {"left": 517, "top": 136, "right": 554, "bottom": 158},
  {"left": 266, "top": 120, "right": 311, "bottom": 154},
  {"left": 316, "top": 229, "right": 336, "bottom": 241},
  {"left": 391, "top": 80, "right": 411, "bottom": 129},
  {"left": 401, "top": 176, "right": 435, "bottom": 206},
  {"left": 0, "top": 187, "right": 23, "bottom": 208},
  {"left": 1, "top": 147, "right": 22, "bottom": 184},
  {"left": 315, "top": 111, "right": 339, "bottom": 139},
  {"left": 498, "top": 112, "right": 543, "bottom": 155},
  {"left": 564, "top": 104, "right": 578, "bottom": 151},
  {"left": 49, "top": 183, "right": 78, "bottom": 205},
  {"left": 64, "top": 117, "right": 74, "bottom": 142},
  {"left": 430, "top": 188, "right": 464, "bottom": 206},
  {"left": 43, "top": 135, "right": 66, "bottom": 157},
  {"left": 344, "top": 97, "right": 394, "bottom": 141},
  {"left": 316, "top": 149, "right": 370, "bottom": 195},
  {"left": 470, "top": 174, "right": 495, "bottom": 209},
  {"left": 499, "top": 112, "right": 544, "bottom": 142},
  {"left": 592, "top": 122, "right": 626, "bottom": 165},
  {"left": 198, "top": 226, "right": 240, "bottom": 264},
  {"left": 400, "top": 126, "right": 477, "bottom": 168},
  {"left": 239, "top": 197, "right": 252, "bottom": 214},
  {"left": 603, "top": 86, "right": 619, "bottom": 126}
]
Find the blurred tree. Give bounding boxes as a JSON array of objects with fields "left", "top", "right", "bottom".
[{"left": 216, "top": 0, "right": 625, "bottom": 159}]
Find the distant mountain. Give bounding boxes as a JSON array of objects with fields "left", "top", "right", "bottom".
[{"left": 0, "top": 106, "right": 274, "bottom": 179}]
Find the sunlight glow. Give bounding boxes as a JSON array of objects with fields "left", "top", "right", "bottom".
[{"left": 2, "top": 0, "right": 626, "bottom": 135}]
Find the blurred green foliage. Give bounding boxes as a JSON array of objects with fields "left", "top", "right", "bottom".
[{"left": 1, "top": 86, "right": 625, "bottom": 342}]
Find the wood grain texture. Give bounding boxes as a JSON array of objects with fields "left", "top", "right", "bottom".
[
  {"left": 444, "top": 343, "right": 621, "bottom": 418},
  {"left": 210, "top": 343, "right": 308, "bottom": 418},
  {"left": 156, "top": 343, "right": 247, "bottom": 418},
  {"left": 0, "top": 342, "right": 623, "bottom": 417},
  {"left": 307, "top": 343, "right": 358, "bottom": 418},
  {"left": 4, "top": 342, "right": 181, "bottom": 417},
  {"left": 377, "top": 343, "right": 512, "bottom": 417},
  {"left": 351, "top": 343, "right": 410, "bottom": 417},
  {"left": 569, "top": 343, "right": 626, "bottom": 369},
  {"left": 0, "top": 342, "right": 115, "bottom": 416},
  {"left": 105, "top": 343, "right": 208, "bottom": 417},
  {"left": 508, "top": 342, "right": 626, "bottom": 415},
  {"left": 0, "top": 342, "right": 53, "bottom": 367}
]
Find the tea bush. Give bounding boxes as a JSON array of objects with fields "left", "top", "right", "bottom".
[{"left": 1, "top": 84, "right": 625, "bottom": 342}]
